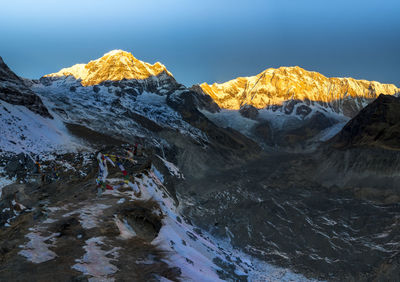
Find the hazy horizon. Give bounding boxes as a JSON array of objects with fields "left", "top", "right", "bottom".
[{"left": 1, "top": 0, "right": 399, "bottom": 87}]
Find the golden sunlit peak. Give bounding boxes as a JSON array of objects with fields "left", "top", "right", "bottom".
[
  {"left": 103, "top": 49, "right": 129, "bottom": 56},
  {"left": 44, "top": 50, "right": 173, "bottom": 86},
  {"left": 200, "top": 66, "right": 400, "bottom": 113}
]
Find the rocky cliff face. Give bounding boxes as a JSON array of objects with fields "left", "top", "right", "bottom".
[
  {"left": 0, "top": 57, "right": 51, "bottom": 118},
  {"left": 44, "top": 50, "right": 176, "bottom": 88},
  {"left": 200, "top": 66, "right": 399, "bottom": 118},
  {"left": 304, "top": 94, "right": 400, "bottom": 202},
  {"left": 330, "top": 94, "right": 400, "bottom": 149}
]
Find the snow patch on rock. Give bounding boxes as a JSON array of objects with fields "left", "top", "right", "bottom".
[
  {"left": 157, "top": 155, "right": 184, "bottom": 179},
  {"left": 72, "top": 237, "right": 120, "bottom": 281},
  {"left": 63, "top": 203, "right": 111, "bottom": 229},
  {"left": 114, "top": 216, "right": 136, "bottom": 239},
  {"left": 18, "top": 231, "right": 59, "bottom": 263}
]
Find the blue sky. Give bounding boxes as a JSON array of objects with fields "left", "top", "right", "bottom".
[{"left": 0, "top": 0, "right": 399, "bottom": 86}]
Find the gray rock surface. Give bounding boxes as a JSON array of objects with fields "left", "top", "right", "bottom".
[
  {"left": 0, "top": 56, "right": 51, "bottom": 118},
  {"left": 239, "top": 104, "right": 259, "bottom": 120},
  {"left": 4, "top": 153, "right": 35, "bottom": 178}
]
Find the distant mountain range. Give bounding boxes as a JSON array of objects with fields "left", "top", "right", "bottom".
[
  {"left": 36, "top": 50, "right": 399, "bottom": 149},
  {"left": 2, "top": 48, "right": 400, "bottom": 158},
  {"left": 44, "top": 50, "right": 399, "bottom": 119}
]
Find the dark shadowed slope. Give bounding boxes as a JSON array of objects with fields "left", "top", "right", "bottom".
[
  {"left": 0, "top": 57, "right": 51, "bottom": 118},
  {"left": 330, "top": 94, "right": 400, "bottom": 150}
]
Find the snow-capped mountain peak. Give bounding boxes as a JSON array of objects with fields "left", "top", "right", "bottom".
[
  {"left": 199, "top": 66, "right": 400, "bottom": 117},
  {"left": 44, "top": 50, "right": 173, "bottom": 86}
]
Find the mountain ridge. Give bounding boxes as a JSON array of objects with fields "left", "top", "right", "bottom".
[
  {"left": 35, "top": 50, "right": 400, "bottom": 150},
  {"left": 329, "top": 94, "right": 400, "bottom": 150},
  {"left": 199, "top": 66, "right": 399, "bottom": 117},
  {"left": 44, "top": 50, "right": 173, "bottom": 86},
  {"left": 43, "top": 50, "right": 399, "bottom": 120}
]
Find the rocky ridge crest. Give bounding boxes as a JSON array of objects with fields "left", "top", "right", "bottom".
[
  {"left": 0, "top": 57, "right": 51, "bottom": 118},
  {"left": 200, "top": 66, "right": 399, "bottom": 117},
  {"left": 44, "top": 50, "right": 174, "bottom": 87}
]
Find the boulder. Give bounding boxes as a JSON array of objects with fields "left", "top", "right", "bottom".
[{"left": 0, "top": 183, "right": 36, "bottom": 208}]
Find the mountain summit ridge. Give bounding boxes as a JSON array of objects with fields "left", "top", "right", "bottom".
[
  {"left": 43, "top": 50, "right": 399, "bottom": 119},
  {"left": 44, "top": 50, "right": 173, "bottom": 86},
  {"left": 199, "top": 66, "right": 399, "bottom": 117}
]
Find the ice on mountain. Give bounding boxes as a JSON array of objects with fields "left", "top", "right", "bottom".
[
  {"left": 0, "top": 99, "right": 83, "bottom": 154},
  {"left": 32, "top": 80, "right": 208, "bottom": 144}
]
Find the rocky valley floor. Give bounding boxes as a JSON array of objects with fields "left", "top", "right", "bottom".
[{"left": 178, "top": 151, "right": 400, "bottom": 281}]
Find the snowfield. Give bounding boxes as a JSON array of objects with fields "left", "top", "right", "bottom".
[
  {"left": 0, "top": 99, "right": 83, "bottom": 154},
  {"left": 32, "top": 78, "right": 208, "bottom": 144}
]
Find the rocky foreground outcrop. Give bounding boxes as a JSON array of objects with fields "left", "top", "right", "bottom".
[{"left": 0, "top": 57, "right": 51, "bottom": 118}]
